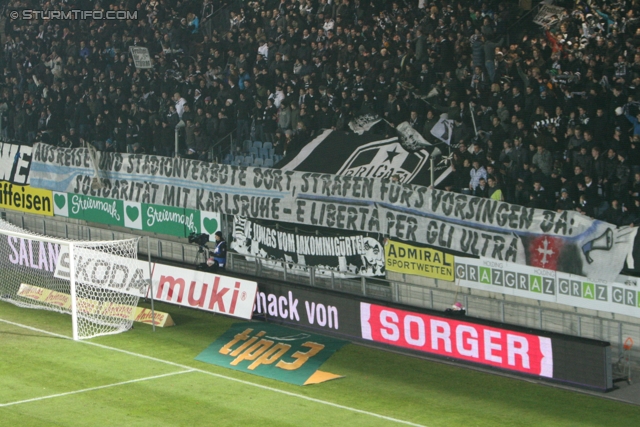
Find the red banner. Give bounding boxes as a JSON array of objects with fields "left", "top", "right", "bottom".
[{"left": 360, "top": 303, "right": 553, "bottom": 378}]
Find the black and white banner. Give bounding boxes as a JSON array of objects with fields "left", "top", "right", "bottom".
[
  {"left": 0, "top": 143, "right": 32, "bottom": 184},
  {"left": 129, "top": 46, "right": 153, "bottom": 69},
  {"left": 348, "top": 114, "right": 382, "bottom": 135},
  {"left": 533, "top": 4, "right": 565, "bottom": 27},
  {"left": 277, "top": 128, "right": 449, "bottom": 186},
  {"left": 395, "top": 121, "right": 430, "bottom": 151},
  {"left": 30, "top": 144, "right": 638, "bottom": 282},
  {"left": 231, "top": 217, "right": 384, "bottom": 277},
  {"left": 430, "top": 114, "right": 454, "bottom": 145}
]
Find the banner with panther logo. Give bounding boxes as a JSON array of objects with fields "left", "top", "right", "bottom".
[{"left": 277, "top": 128, "right": 451, "bottom": 186}]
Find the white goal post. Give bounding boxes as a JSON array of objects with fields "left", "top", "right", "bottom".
[{"left": 0, "top": 219, "right": 149, "bottom": 340}]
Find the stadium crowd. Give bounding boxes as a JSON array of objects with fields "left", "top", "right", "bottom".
[{"left": 3, "top": 0, "right": 640, "bottom": 224}]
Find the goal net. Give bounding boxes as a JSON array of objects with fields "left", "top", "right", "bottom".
[{"left": 0, "top": 219, "right": 149, "bottom": 340}]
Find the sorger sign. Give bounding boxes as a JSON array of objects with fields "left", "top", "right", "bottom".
[{"left": 360, "top": 303, "right": 553, "bottom": 378}]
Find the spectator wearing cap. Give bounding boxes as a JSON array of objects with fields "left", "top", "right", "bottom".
[
  {"left": 556, "top": 188, "right": 576, "bottom": 212},
  {"left": 611, "top": 127, "right": 628, "bottom": 153}
]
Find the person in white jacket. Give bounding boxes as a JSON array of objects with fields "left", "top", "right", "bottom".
[
  {"left": 43, "top": 52, "right": 63, "bottom": 80},
  {"left": 173, "top": 92, "right": 187, "bottom": 118}
]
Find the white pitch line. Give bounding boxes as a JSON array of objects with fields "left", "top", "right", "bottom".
[
  {"left": 0, "top": 370, "right": 195, "bottom": 407},
  {"left": 0, "top": 318, "right": 427, "bottom": 427}
]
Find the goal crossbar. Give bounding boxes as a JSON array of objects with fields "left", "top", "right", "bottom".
[{"left": 0, "top": 219, "right": 148, "bottom": 340}]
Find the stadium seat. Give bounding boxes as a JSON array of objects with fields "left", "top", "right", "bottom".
[
  {"left": 242, "top": 140, "right": 252, "bottom": 153},
  {"left": 262, "top": 141, "right": 273, "bottom": 151},
  {"left": 242, "top": 155, "right": 254, "bottom": 166},
  {"left": 273, "top": 154, "right": 283, "bottom": 164},
  {"left": 263, "top": 158, "right": 274, "bottom": 168},
  {"left": 253, "top": 157, "right": 264, "bottom": 167},
  {"left": 260, "top": 147, "right": 273, "bottom": 159},
  {"left": 232, "top": 156, "right": 242, "bottom": 166},
  {"left": 223, "top": 153, "right": 233, "bottom": 164},
  {"left": 249, "top": 147, "right": 259, "bottom": 158},
  {"left": 253, "top": 141, "right": 263, "bottom": 150}
]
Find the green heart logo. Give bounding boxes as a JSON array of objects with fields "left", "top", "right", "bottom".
[
  {"left": 126, "top": 206, "right": 139, "bottom": 222},
  {"left": 203, "top": 217, "right": 218, "bottom": 234},
  {"left": 54, "top": 194, "right": 66, "bottom": 209}
]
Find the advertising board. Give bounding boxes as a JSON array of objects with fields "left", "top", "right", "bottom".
[
  {"left": 254, "top": 281, "right": 612, "bottom": 390},
  {"left": 455, "top": 257, "right": 640, "bottom": 318},
  {"left": 153, "top": 263, "right": 257, "bottom": 319}
]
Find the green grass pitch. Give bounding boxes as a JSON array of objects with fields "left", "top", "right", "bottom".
[{"left": 0, "top": 300, "right": 638, "bottom": 427}]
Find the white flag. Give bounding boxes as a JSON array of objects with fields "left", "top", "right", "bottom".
[
  {"left": 430, "top": 114, "right": 454, "bottom": 145},
  {"left": 396, "top": 121, "right": 430, "bottom": 151},
  {"left": 349, "top": 114, "right": 382, "bottom": 135},
  {"left": 129, "top": 46, "right": 153, "bottom": 69}
]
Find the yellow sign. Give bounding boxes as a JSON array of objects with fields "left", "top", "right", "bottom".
[
  {"left": 17, "top": 283, "right": 174, "bottom": 327},
  {"left": 385, "top": 240, "right": 454, "bottom": 281},
  {"left": 0, "top": 182, "right": 54, "bottom": 216}
]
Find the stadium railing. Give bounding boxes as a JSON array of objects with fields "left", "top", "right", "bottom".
[{"left": 209, "top": 128, "right": 236, "bottom": 162}]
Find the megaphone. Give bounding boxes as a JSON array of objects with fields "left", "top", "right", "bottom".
[{"left": 581, "top": 228, "right": 613, "bottom": 264}]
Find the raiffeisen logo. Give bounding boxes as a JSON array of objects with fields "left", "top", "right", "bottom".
[{"left": 0, "top": 183, "right": 53, "bottom": 215}]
